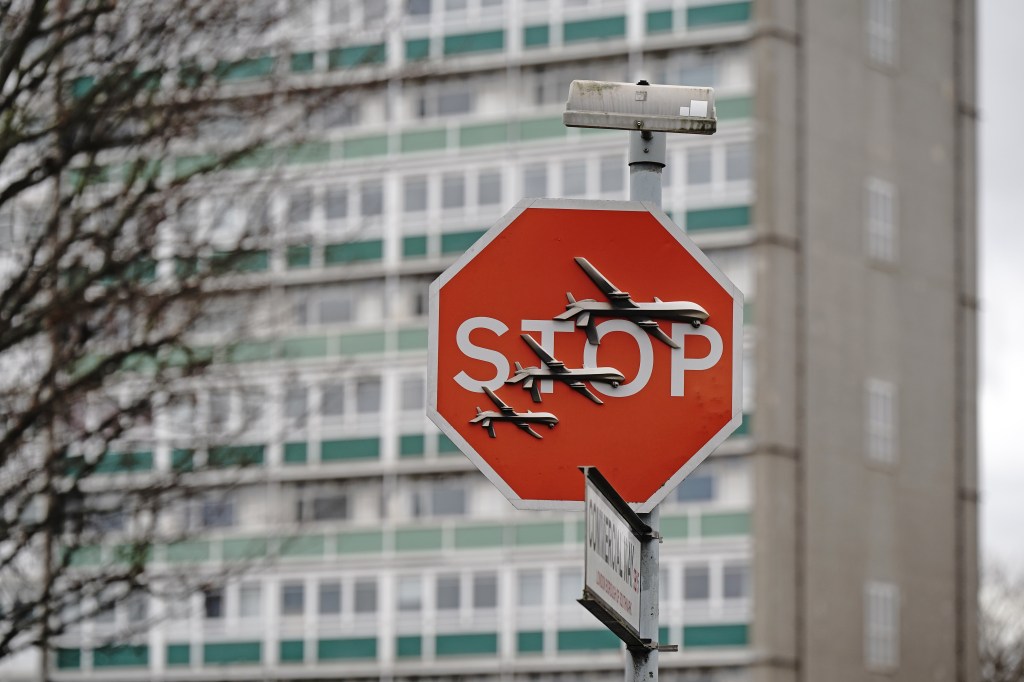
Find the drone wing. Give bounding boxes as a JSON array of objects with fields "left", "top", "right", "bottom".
[
  {"left": 516, "top": 422, "right": 543, "bottom": 439},
  {"left": 635, "top": 317, "right": 681, "bottom": 349},
  {"left": 574, "top": 257, "right": 637, "bottom": 308},
  {"left": 520, "top": 334, "right": 566, "bottom": 373},
  {"left": 568, "top": 381, "right": 603, "bottom": 405},
  {"left": 483, "top": 386, "right": 516, "bottom": 415}
]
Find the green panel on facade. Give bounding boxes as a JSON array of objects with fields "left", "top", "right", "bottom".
[
  {"left": 438, "top": 433, "right": 461, "bottom": 454},
  {"left": 279, "top": 640, "right": 304, "bottom": 662},
  {"left": 563, "top": 16, "right": 627, "bottom": 43},
  {"left": 557, "top": 629, "right": 620, "bottom": 651},
  {"left": 166, "top": 540, "right": 210, "bottom": 563},
  {"left": 403, "top": 235, "right": 428, "bottom": 257},
  {"left": 397, "top": 327, "right": 428, "bottom": 350},
  {"left": 515, "top": 522, "right": 564, "bottom": 545},
  {"left": 287, "top": 244, "right": 312, "bottom": 268},
  {"left": 340, "top": 135, "right": 388, "bottom": 158},
  {"left": 223, "top": 537, "right": 268, "bottom": 560},
  {"left": 396, "top": 635, "right": 422, "bottom": 658},
  {"left": 208, "top": 444, "right": 265, "bottom": 467},
  {"left": 519, "top": 116, "right": 566, "bottom": 141},
  {"left": 686, "top": 205, "right": 751, "bottom": 231},
  {"left": 328, "top": 44, "right": 386, "bottom": 69},
  {"left": 455, "top": 524, "right": 504, "bottom": 549},
  {"left": 203, "top": 641, "right": 261, "bottom": 665},
  {"left": 435, "top": 633, "right": 498, "bottom": 656},
  {"left": 399, "top": 434, "right": 426, "bottom": 457},
  {"left": 660, "top": 626, "right": 671, "bottom": 644},
  {"left": 523, "top": 24, "right": 550, "bottom": 47},
  {"left": 405, "top": 38, "right": 430, "bottom": 61},
  {"left": 285, "top": 142, "right": 330, "bottom": 165},
  {"left": 647, "top": 10, "right": 674, "bottom": 32},
  {"left": 56, "top": 648, "right": 81, "bottom": 670},
  {"left": 321, "top": 437, "right": 380, "bottom": 461},
  {"left": 94, "top": 645, "right": 148, "bottom": 668},
  {"left": 460, "top": 121, "right": 509, "bottom": 147},
  {"left": 687, "top": 2, "right": 752, "bottom": 27},
  {"left": 683, "top": 624, "right": 749, "bottom": 647},
  {"left": 171, "top": 448, "right": 194, "bottom": 471},
  {"left": 69, "top": 546, "right": 102, "bottom": 566},
  {"left": 282, "top": 336, "right": 328, "bottom": 359},
  {"left": 395, "top": 527, "right": 444, "bottom": 551},
  {"left": 280, "top": 534, "right": 326, "bottom": 557},
  {"left": 444, "top": 30, "right": 505, "bottom": 55},
  {"left": 337, "top": 530, "right": 384, "bottom": 553},
  {"left": 701, "top": 512, "right": 750, "bottom": 536},
  {"left": 290, "top": 51, "right": 315, "bottom": 73},
  {"left": 96, "top": 450, "right": 153, "bottom": 473},
  {"left": 517, "top": 631, "right": 544, "bottom": 653},
  {"left": 401, "top": 128, "right": 447, "bottom": 153},
  {"left": 324, "top": 239, "right": 384, "bottom": 264},
  {"left": 339, "top": 330, "right": 387, "bottom": 355},
  {"left": 716, "top": 95, "right": 753, "bottom": 120},
  {"left": 441, "top": 230, "right": 486, "bottom": 254},
  {"left": 218, "top": 56, "right": 275, "bottom": 81},
  {"left": 112, "top": 543, "right": 153, "bottom": 565},
  {"left": 166, "top": 644, "right": 190, "bottom": 666},
  {"left": 732, "top": 413, "right": 752, "bottom": 437},
  {"left": 284, "top": 442, "right": 308, "bottom": 464},
  {"left": 227, "top": 340, "right": 275, "bottom": 363},
  {"left": 317, "top": 637, "right": 377, "bottom": 660},
  {"left": 661, "top": 515, "right": 689, "bottom": 539}
]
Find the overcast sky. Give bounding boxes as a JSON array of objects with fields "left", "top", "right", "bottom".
[{"left": 979, "top": 0, "right": 1024, "bottom": 569}]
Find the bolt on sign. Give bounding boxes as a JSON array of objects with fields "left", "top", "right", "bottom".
[{"left": 428, "top": 198, "right": 743, "bottom": 512}]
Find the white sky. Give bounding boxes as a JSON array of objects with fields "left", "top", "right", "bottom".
[{"left": 979, "top": 0, "right": 1024, "bottom": 569}]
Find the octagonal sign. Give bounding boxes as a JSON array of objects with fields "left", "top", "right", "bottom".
[{"left": 428, "top": 199, "right": 743, "bottom": 512}]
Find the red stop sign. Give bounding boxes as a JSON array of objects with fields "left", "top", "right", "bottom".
[{"left": 428, "top": 199, "right": 743, "bottom": 511}]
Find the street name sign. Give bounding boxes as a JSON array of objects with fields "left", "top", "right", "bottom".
[{"left": 427, "top": 198, "right": 743, "bottom": 512}]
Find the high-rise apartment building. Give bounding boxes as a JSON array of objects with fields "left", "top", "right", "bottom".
[{"left": 36, "top": 0, "right": 976, "bottom": 681}]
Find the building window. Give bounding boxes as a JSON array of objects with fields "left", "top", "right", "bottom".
[
  {"left": 600, "top": 155, "right": 624, "bottom": 194},
  {"left": 403, "top": 175, "right": 428, "bottom": 213},
  {"left": 864, "top": 581, "right": 900, "bottom": 670},
  {"left": 354, "top": 579, "right": 377, "bottom": 614},
  {"left": 413, "top": 479, "right": 467, "bottom": 518},
  {"left": 125, "top": 592, "right": 148, "bottom": 623},
  {"left": 473, "top": 573, "right": 498, "bottom": 609},
  {"left": 407, "top": 0, "right": 431, "bottom": 17},
  {"left": 319, "top": 296, "right": 352, "bottom": 325},
  {"left": 397, "top": 576, "right": 422, "bottom": 612},
  {"left": 523, "top": 163, "right": 547, "bottom": 197},
  {"left": 239, "top": 584, "right": 261, "bottom": 618},
  {"left": 208, "top": 390, "right": 230, "bottom": 430},
  {"left": 562, "top": 160, "right": 587, "bottom": 196},
  {"left": 437, "top": 87, "right": 473, "bottom": 116},
  {"left": 442, "top": 173, "right": 465, "bottom": 210},
  {"left": 203, "top": 587, "right": 224, "bottom": 619},
  {"left": 687, "top": 147, "right": 712, "bottom": 186},
  {"left": 355, "top": 377, "right": 382, "bottom": 414},
  {"left": 865, "top": 378, "right": 897, "bottom": 464},
  {"left": 478, "top": 170, "right": 502, "bottom": 206},
  {"left": 325, "top": 186, "right": 348, "bottom": 221},
  {"left": 284, "top": 386, "right": 308, "bottom": 427},
  {"left": 437, "top": 575, "right": 460, "bottom": 610},
  {"left": 558, "top": 567, "right": 581, "bottom": 605},
  {"left": 866, "top": 0, "right": 897, "bottom": 66},
  {"left": 684, "top": 565, "right": 710, "bottom": 601},
  {"left": 517, "top": 570, "right": 543, "bottom": 607},
  {"left": 400, "top": 375, "right": 425, "bottom": 411},
  {"left": 287, "top": 188, "right": 313, "bottom": 225},
  {"left": 281, "top": 583, "right": 305, "bottom": 616},
  {"left": 675, "top": 471, "right": 715, "bottom": 503},
  {"left": 723, "top": 563, "right": 749, "bottom": 599},
  {"left": 319, "top": 581, "right": 342, "bottom": 615},
  {"left": 865, "top": 177, "right": 898, "bottom": 262},
  {"left": 725, "top": 142, "right": 752, "bottom": 182},
  {"left": 201, "top": 495, "right": 234, "bottom": 528},
  {"left": 360, "top": 180, "right": 384, "bottom": 217},
  {"left": 321, "top": 383, "right": 346, "bottom": 418}
]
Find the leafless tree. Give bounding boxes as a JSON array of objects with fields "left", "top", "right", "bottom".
[
  {"left": 0, "top": 0, "right": 339, "bottom": 669},
  {"left": 980, "top": 564, "right": 1024, "bottom": 682}
]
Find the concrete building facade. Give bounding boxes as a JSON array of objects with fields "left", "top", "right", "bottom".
[{"left": 35, "top": 0, "right": 975, "bottom": 681}]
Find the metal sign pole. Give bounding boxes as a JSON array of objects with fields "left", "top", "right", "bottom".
[{"left": 628, "top": 121, "right": 667, "bottom": 682}]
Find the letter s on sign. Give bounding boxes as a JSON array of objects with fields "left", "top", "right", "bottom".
[{"left": 454, "top": 317, "right": 509, "bottom": 393}]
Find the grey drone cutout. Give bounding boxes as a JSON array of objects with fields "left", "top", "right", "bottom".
[
  {"left": 469, "top": 386, "right": 559, "bottom": 439},
  {"left": 554, "top": 257, "right": 708, "bottom": 350},
  {"left": 506, "top": 333, "right": 625, "bottom": 405}
]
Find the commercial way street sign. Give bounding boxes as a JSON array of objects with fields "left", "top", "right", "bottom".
[{"left": 427, "top": 198, "right": 743, "bottom": 512}]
